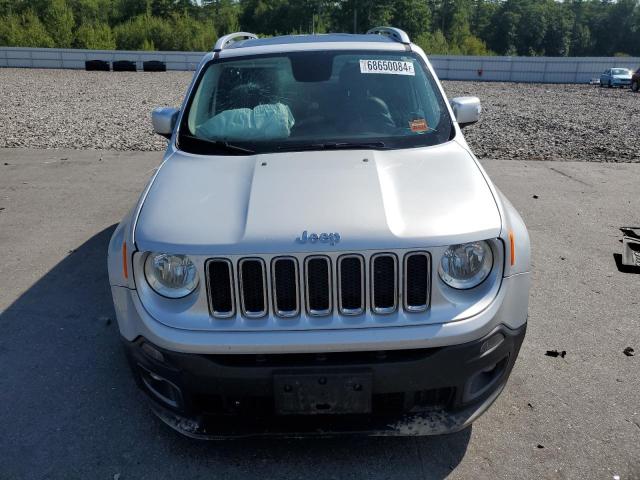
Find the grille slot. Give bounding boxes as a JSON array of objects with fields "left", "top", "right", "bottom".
[
  {"left": 272, "top": 257, "right": 299, "bottom": 317},
  {"left": 371, "top": 254, "right": 398, "bottom": 314},
  {"left": 238, "top": 258, "right": 267, "bottom": 318},
  {"left": 404, "top": 252, "right": 431, "bottom": 312},
  {"left": 305, "top": 256, "right": 332, "bottom": 316},
  {"left": 338, "top": 255, "right": 365, "bottom": 315},
  {"left": 206, "top": 259, "right": 235, "bottom": 318}
]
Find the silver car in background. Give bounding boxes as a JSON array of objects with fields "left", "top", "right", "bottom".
[
  {"left": 600, "top": 68, "right": 633, "bottom": 88},
  {"left": 108, "top": 28, "right": 531, "bottom": 438}
]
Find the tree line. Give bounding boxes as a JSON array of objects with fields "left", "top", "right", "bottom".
[{"left": 1, "top": 0, "right": 639, "bottom": 56}]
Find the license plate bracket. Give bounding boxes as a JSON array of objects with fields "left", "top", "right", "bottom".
[{"left": 274, "top": 371, "right": 372, "bottom": 415}]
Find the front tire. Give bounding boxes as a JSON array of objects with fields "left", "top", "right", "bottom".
[{"left": 632, "top": 81, "right": 639, "bottom": 92}]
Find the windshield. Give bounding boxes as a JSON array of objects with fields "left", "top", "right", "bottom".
[
  {"left": 179, "top": 50, "right": 453, "bottom": 155},
  {"left": 611, "top": 68, "right": 630, "bottom": 75}
]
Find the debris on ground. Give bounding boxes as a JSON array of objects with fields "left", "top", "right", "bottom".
[
  {"left": 532, "top": 195, "right": 539, "bottom": 199},
  {"left": 537, "top": 444, "right": 544, "bottom": 449},
  {"left": 527, "top": 403, "right": 534, "bottom": 409},
  {"left": 621, "top": 227, "right": 640, "bottom": 239},
  {"left": 620, "top": 227, "right": 640, "bottom": 268},
  {"left": 545, "top": 350, "right": 566, "bottom": 358},
  {"left": 623, "top": 347, "right": 635, "bottom": 357}
]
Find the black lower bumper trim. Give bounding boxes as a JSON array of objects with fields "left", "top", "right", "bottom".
[
  {"left": 124, "top": 323, "right": 526, "bottom": 438},
  {"left": 149, "top": 382, "right": 506, "bottom": 439}
]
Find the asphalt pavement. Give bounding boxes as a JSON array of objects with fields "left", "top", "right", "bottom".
[{"left": 0, "top": 148, "right": 638, "bottom": 479}]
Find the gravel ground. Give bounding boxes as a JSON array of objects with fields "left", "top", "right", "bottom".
[
  {"left": 1, "top": 68, "right": 639, "bottom": 161},
  {"left": 0, "top": 68, "right": 190, "bottom": 151},
  {"left": 445, "top": 81, "right": 640, "bottom": 162}
]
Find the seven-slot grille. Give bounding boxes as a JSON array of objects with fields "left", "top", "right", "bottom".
[{"left": 206, "top": 252, "right": 431, "bottom": 319}]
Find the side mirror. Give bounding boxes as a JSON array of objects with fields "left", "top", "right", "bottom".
[
  {"left": 450, "top": 97, "right": 481, "bottom": 129},
  {"left": 152, "top": 107, "right": 179, "bottom": 139}
]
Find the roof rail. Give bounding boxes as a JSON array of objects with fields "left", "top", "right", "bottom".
[
  {"left": 366, "top": 27, "right": 410, "bottom": 45},
  {"left": 213, "top": 32, "right": 258, "bottom": 52}
]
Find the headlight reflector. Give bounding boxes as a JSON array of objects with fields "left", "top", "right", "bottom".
[
  {"left": 144, "top": 253, "right": 199, "bottom": 298},
  {"left": 438, "top": 241, "right": 493, "bottom": 289}
]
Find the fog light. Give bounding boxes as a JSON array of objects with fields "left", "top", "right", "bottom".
[
  {"left": 141, "top": 342, "right": 165, "bottom": 363},
  {"left": 138, "top": 365, "right": 182, "bottom": 409},
  {"left": 480, "top": 333, "right": 505, "bottom": 354},
  {"left": 463, "top": 357, "right": 508, "bottom": 403}
]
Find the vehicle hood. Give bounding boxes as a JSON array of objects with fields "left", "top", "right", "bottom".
[{"left": 134, "top": 142, "right": 501, "bottom": 254}]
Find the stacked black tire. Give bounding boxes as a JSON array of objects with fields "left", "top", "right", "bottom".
[
  {"left": 84, "top": 60, "right": 110, "bottom": 71},
  {"left": 85, "top": 60, "right": 167, "bottom": 72},
  {"left": 113, "top": 60, "right": 137, "bottom": 72},
  {"left": 142, "top": 60, "right": 166, "bottom": 72}
]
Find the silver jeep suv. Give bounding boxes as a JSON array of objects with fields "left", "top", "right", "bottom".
[{"left": 108, "top": 28, "right": 530, "bottom": 438}]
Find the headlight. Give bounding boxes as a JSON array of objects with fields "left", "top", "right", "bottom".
[
  {"left": 438, "top": 241, "right": 493, "bottom": 290},
  {"left": 144, "top": 253, "right": 199, "bottom": 298}
]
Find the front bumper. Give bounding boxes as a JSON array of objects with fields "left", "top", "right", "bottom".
[
  {"left": 124, "top": 323, "right": 526, "bottom": 438},
  {"left": 111, "top": 272, "right": 530, "bottom": 354}
]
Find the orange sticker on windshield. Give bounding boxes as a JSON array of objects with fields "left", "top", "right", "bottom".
[{"left": 409, "top": 119, "right": 428, "bottom": 132}]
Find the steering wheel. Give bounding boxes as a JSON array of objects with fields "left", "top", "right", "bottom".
[{"left": 290, "top": 116, "right": 334, "bottom": 136}]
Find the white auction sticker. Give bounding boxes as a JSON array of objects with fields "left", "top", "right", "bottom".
[{"left": 359, "top": 59, "right": 415, "bottom": 76}]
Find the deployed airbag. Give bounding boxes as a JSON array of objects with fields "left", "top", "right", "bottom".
[{"left": 196, "top": 103, "right": 295, "bottom": 141}]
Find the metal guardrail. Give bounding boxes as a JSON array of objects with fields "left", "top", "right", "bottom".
[
  {"left": 1, "top": 47, "right": 639, "bottom": 83},
  {"left": 428, "top": 55, "right": 640, "bottom": 84}
]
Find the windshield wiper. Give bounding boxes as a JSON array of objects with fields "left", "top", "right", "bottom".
[
  {"left": 179, "top": 134, "right": 255, "bottom": 155},
  {"left": 277, "top": 141, "right": 387, "bottom": 152}
]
